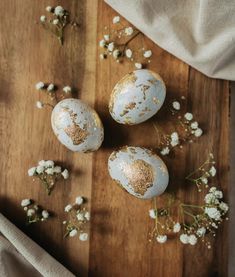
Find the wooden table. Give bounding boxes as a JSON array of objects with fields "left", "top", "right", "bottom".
[{"left": 0, "top": 1, "right": 230, "bottom": 276}]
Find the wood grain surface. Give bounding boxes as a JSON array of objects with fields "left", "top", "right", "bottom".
[{"left": 0, "top": 1, "right": 230, "bottom": 277}]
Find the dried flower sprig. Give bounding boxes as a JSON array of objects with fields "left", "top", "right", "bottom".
[
  {"left": 63, "top": 196, "right": 90, "bottom": 241},
  {"left": 21, "top": 199, "right": 50, "bottom": 225},
  {"left": 148, "top": 155, "right": 229, "bottom": 249},
  {"left": 39, "top": 5, "right": 78, "bottom": 45},
  {"left": 35, "top": 82, "right": 73, "bottom": 109},
  {"left": 28, "top": 160, "right": 69, "bottom": 195},
  {"left": 154, "top": 99, "right": 203, "bottom": 156},
  {"left": 99, "top": 15, "right": 153, "bottom": 68}
]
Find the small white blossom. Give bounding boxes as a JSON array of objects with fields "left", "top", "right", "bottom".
[
  {"left": 40, "top": 15, "right": 46, "bottom": 22},
  {"left": 108, "top": 42, "right": 114, "bottom": 52},
  {"left": 21, "top": 199, "right": 31, "bottom": 207},
  {"left": 36, "top": 165, "right": 44, "bottom": 174},
  {"left": 45, "top": 160, "right": 54, "bottom": 168},
  {"left": 209, "top": 166, "right": 216, "bottom": 177},
  {"left": 209, "top": 187, "right": 217, "bottom": 193},
  {"left": 156, "top": 235, "right": 167, "bottom": 243},
  {"left": 53, "top": 19, "right": 59, "bottom": 25},
  {"left": 173, "top": 222, "right": 181, "bottom": 233},
  {"left": 196, "top": 227, "right": 206, "bottom": 237},
  {"left": 113, "top": 49, "right": 120, "bottom": 59},
  {"left": 75, "top": 196, "right": 84, "bottom": 205},
  {"left": 184, "top": 112, "right": 193, "bottom": 121},
  {"left": 201, "top": 177, "right": 208, "bottom": 184},
  {"left": 113, "top": 16, "right": 120, "bottom": 24},
  {"left": 64, "top": 204, "right": 72, "bottom": 212},
  {"left": 27, "top": 209, "right": 35, "bottom": 217},
  {"left": 62, "top": 169, "right": 69, "bottom": 179},
  {"left": 219, "top": 201, "right": 229, "bottom": 212},
  {"left": 47, "top": 83, "right": 55, "bottom": 91},
  {"left": 172, "top": 101, "right": 180, "bottom": 110},
  {"left": 35, "top": 82, "right": 45, "bottom": 90},
  {"left": 104, "top": 34, "right": 110, "bottom": 41},
  {"left": 54, "top": 6, "right": 64, "bottom": 17},
  {"left": 84, "top": 211, "right": 90, "bottom": 221},
  {"left": 69, "top": 229, "right": 78, "bottom": 237},
  {"left": 160, "top": 147, "right": 170, "bottom": 156},
  {"left": 45, "top": 168, "right": 54, "bottom": 175},
  {"left": 77, "top": 213, "right": 85, "bottom": 221},
  {"left": 205, "top": 207, "right": 221, "bottom": 221},
  {"left": 204, "top": 193, "right": 219, "bottom": 204},
  {"left": 53, "top": 166, "right": 61, "bottom": 173},
  {"left": 143, "top": 50, "right": 152, "bottom": 58},
  {"left": 38, "top": 160, "right": 46, "bottom": 166},
  {"left": 63, "top": 86, "right": 72, "bottom": 94},
  {"left": 135, "top": 63, "right": 142, "bottom": 69},
  {"left": 46, "top": 6, "right": 52, "bottom": 12},
  {"left": 190, "top": 121, "right": 198, "bottom": 129},
  {"left": 214, "top": 190, "right": 223, "bottom": 199},
  {"left": 36, "top": 101, "right": 43, "bottom": 109},
  {"left": 28, "top": 167, "right": 36, "bottom": 176},
  {"left": 125, "top": 27, "right": 134, "bottom": 36},
  {"left": 194, "top": 128, "right": 203, "bottom": 137},
  {"left": 99, "top": 53, "right": 105, "bottom": 59},
  {"left": 99, "top": 39, "right": 106, "bottom": 48},
  {"left": 79, "top": 233, "right": 88, "bottom": 241},
  {"left": 170, "top": 132, "right": 179, "bottom": 147},
  {"left": 180, "top": 234, "right": 189, "bottom": 244},
  {"left": 125, "top": 49, "right": 132, "bottom": 58},
  {"left": 42, "top": 210, "right": 49, "bottom": 219},
  {"left": 149, "top": 209, "right": 157, "bottom": 219},
  {"left": 188, "top": 234, "right": 197, "bottom": 245}
]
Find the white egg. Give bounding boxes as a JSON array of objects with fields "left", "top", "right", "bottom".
[
  {"left": 108, "top": 146, "right": 169, "bottom": 199},
  {"left": 109, "top": 69, "right": 166, "bottom": 125},
  {"left": 51, "top": 98, "right": 104, "bottom": 152}
]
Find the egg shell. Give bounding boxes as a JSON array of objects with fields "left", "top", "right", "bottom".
[
  {"left": 109, "top": 69, "right": 166, "bottom": 125},
  {"left": 108, "top": 146, "right": 169, "bottom": 199},
  {"left": 51, "top": 98, "right": 104, "bottom": 152}
]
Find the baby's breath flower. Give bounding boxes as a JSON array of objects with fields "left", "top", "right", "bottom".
[
  {"left": 63, "top": 86, "right": 72, "bottom": 94},
  {"left": 173, "top": 222, "right": 181, "bottom": 233},
  {"left": 180, "top": 234, "right": 189, "bottom": 244},
  {"left": 205, "top": 207, "right": 221, "bottom": 221},
  {"left": 40, "top": 15, "right": 46, "bottom": 23},
  {"left": 160, "top": 147, "right": 170, "bottom": 156},
  {"left": 204, "top": 193, "right": 219, "bottom": 204},
  {"left": 214, "top": 190, "right": 223, "bottom": 199},
  {"left": 38, "top": 160, "right": 46, "bottom": 166},
  {"left": 45, "top": 168, "right": 54, "bottom": 175},
  {"left": 135, "top": 63, "right": 142, "bottom": 69},
  {"left": 156, "top": 235, "right": 167, "bottom": 243},
  {"left": 125, "top": 49, "right": 132, "bottom": 58},
  {"left": 42, "top": 210, "right": 49, "bottom": 219},
  {"left": 36, "top": 101, "right": 43, "bottom": 109},
  {"left": 125, "top": 26, "right": 134, "bottom": 36},
  {"left": 149, "top": 209, "right": 157, "bottom": 219},
  {"left": 53, "top": 166, "right": 62, "bottom": 173},
  {"left": 201, "top": 177, "right": 208, "bottom": 184},
  {"left": 69, "top": 229, "right": 78, "bottom": 237},
  {"left": 190, "top": 121, "right": 198, "bottom": 129},
  {"left": 53, "top": 19, "right": 59, "bottom": 25},
  {"left": 64, "top": 204, "right": 72, "bottom": 213},
  {"left": 99, "top": 39, "right": 106, "bottom": 48},
  {"left": 99, "top": 53, "right": 106, "bottom": 59},
  {"left": 184, "top": 112, "right": 193, "bottom": 121},
  {"left": 84, "top": 211, "right": 90, "bottom": 221},
  {"left": 172, "top": 101, "right": 180, "bottom": 110},
  {"left": 54, "top": 6, "right": 64, "bottom": 17},
  {"left": 62, "top": 169, "right": 69, "bottom": 179},
  {"left": 79, "top": 233, "right": 88, "bottom": 241},
  {"left": 35, "top": 82, "right": 45, "bottom": 90},
  {"left": 21, "top": 199, "right": 31, "bottom": 207},
  {"left": 28, "top": 167, "right": 36, "bottom": 176},
  {"left": 112, "top": 16, "right": 120, "bottom": 24},
  {"left": 45, "top": 160, "right": 54, "bottom": 168},
  {"left": 209, "top": 166, "right": 216, "bottom": 177},
  {"left": 143, "top": 50, "right": 152, "bottom": 58},
  {"left": 170, "top": 132, "right": 179, "bottom": 147},
  {"left": 104, "top": 34, "right": 110, "bottom": 41},
  {"left": 77, "top": 213, "right": 85, "bottom": 221},
  {"left": 113, "top": 49, "right": 120, "bottom": 59},
  {"left": 75, "top": 196, "right": 84, "bottom": 205},
  {"left": 36, "top": 165, "right": 45, "bottom": 174},
  {"left": 194, "top": 128, "right": 203, "bottom": 137},
  {"left": 209, "top": 187, "right": 217, "bottom": 193},
  {"left": 47, "top": 83, "right": 55, "bottom": 92},
  {"left": 107, "top": 42, "right": 114, "bottom": 52},
  {"left": 219, "top": 202, "right": 229, "bottom": 212},
  {"left": 196, "top": 227, "right": 206, "bottom": 237},
  {"left": 188, "top": 234, "right": 197, "bottom": 245},
  {"left": 46, "top": 6, "right": 52, "bottom": 12},
  {"left": 27, "top": 208, "right": 35, "bottom": 217}
]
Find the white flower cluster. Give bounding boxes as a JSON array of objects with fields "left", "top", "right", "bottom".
[
  {"left": 155, "top": 222, "right": 181, "bottom": 244},
  {"left": 28, "top": 160, "right": 69, "bottom": 179},
  {"left": 40, "top": 6, "right": 65, "bottom": 23},
  {"left": 21, "top": 199, "right": 50, "bottom": 223},
  {"left": 64, "top": 196, "right": 90, "bottom": 241},
  {"left": 180, "top": 234, "right": 197, "bottom": 245}
]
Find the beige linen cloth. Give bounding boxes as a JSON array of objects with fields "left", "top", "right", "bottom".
[
  {"left": 0, "top": 214, "right": 75, "bottom": 277},
  {"left": 105, "top": 0, "right": 235, "bottom": 81}
]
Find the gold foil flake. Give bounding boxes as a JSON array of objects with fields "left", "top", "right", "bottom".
[
  {"left": 122, "top": 159, "right": 154, "bottom": 195},
  {"left": 64, "top": 123, "right": 89, "bottom": 145},
  {"left": 141, "top": 84, "right": 150, "bottom": 100},
  {"left": 109, "top": 150, "right": 118, "bottom": 161},
  {"left": 120, "top": 102, "right": 136, "bottom": 117}
]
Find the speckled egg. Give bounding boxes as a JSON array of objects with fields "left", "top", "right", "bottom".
[
  {"left": 51, "top": 98, "right": 104, "bottom": 152},
  {"left": 108, "top": 146, "right": 169, "bottom": 199},
  {"left": 109, "top": 69, "right": 166, "bottom": 125}
]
